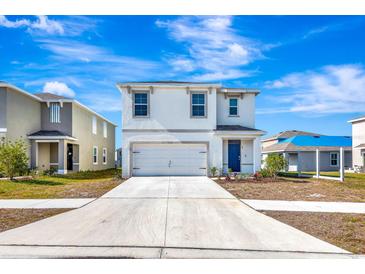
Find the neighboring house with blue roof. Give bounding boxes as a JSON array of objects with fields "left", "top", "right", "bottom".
[
  {"left": 348, "top": 115, "right": 365, "bottom": 171},
  {"left": 262, "top": 130, "right": 352, "bottom": 172}
]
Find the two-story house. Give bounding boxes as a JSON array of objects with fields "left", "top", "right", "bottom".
[
  {"left": 117, "top": 81, "right": 265, "bottom": 177},
  {"left": 0, "top": 81, "right": 116, "bottom": 174},
  {"left": 349, "top": 115, "right": 365, "bottom": 171}
]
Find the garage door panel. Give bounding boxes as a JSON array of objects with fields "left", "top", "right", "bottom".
[{"left": 132, "top": 143, "right": 207, "bottom": 176}]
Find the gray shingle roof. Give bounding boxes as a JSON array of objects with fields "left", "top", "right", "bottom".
[
  {"left": 28, "top": 130, "right": 71, "bottom": 137},
  {"left": 33, "top": 92, "right": 70, "bottom": 100},
  {"left": 262, "top": 142, "right": 352, "bottom": 153},
  {"left": 216, "top": 125, "right": 260, "bottom": 131},
  {"left": 263, "top": 130, "right": 322, "bottom": 141}
]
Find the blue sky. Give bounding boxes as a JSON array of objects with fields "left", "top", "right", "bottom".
[{"left": 1, "top": 15, "right": 365, "bottom": 148}]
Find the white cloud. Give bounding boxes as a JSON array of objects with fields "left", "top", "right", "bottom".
[
  {"left": 42, "top": 81, "right": 76, "bottom": 98},
  {"left": 156, "top": 16, "right": 267, "bottom": 81},
  {"left": 261, "top": 64, "right": 365, "bottom": 114},
  {"left": 0, "top": 15, "right": 64, "bottom": 35}
]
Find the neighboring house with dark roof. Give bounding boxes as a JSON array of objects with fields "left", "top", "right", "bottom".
[
  {"left": 348, "top": 115, "right": 365, "bottom": 171},
  {"left": 0, "top": 82, "right": 116, "bottom": 174},
  {"left": 117, "top": 81, "right": 265, "bottom": 177},
  {"left": 262, "top": 131, "right": 352, "bottom": 172}
]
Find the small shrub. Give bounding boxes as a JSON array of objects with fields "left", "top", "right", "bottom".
[
  {"left": 253, "top": 171, "right": 263, "bottom": 181},
  {"left": 210, "top": 166, "right": 218, "bottom": 177},
  {"left": 43, "top": 167, "right": 57, "bottom": 176},
  {"left": 260, "top": 168, "right": 272, "bottom": 178},
  {"left": 264, "top": 153, "right": 288, "bottom": 178},
  {"left": 225, "top": 168, "right": 233, "bottom": 181},
  {"left": 0, "top": 139, "right": 29, "bottom": 179}
]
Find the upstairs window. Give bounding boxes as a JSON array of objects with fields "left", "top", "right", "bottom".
[
  {"left": 92, "top": 116, "right": 97, "bottom": 135},
  {"left": 133, "top": 92, "right": 148, "bottom": 117},
  {"left": 191, "top": 93, "right": 206, "bottom": 117},
  {"left": 229, "top": 98, "right": 238, "bottom": 116},
  {"left": 50, "top": 103, "right": 61, "bottom": 123},
  {"left": 330, "top": 152, "right": 339, "bottom": 166},
  {"left": 103, "top": 121, "right": 107, "bottom": 138}
]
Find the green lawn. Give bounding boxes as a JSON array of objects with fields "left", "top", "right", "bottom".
[{"left": 0, "top": 169, "right": 122, "bottom": 199}]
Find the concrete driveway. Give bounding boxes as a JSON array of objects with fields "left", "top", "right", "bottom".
[{"left": 0, "top": 177, "right": 353, "bottom": 258}]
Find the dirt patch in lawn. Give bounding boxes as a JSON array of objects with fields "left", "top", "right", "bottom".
[
  {"left": 0, "top": 208, "right": 70, "bottom": 233},
  {"left": 216, "top": 177, "right": 365, "bottom": 202},
  {"left": 263, "top": 211, "right": 365, "bottom": 254}
]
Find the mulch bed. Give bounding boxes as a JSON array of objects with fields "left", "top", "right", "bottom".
[
  {"left": 263, "top": 211, "right": 365, "bottom": 254},
  {"left": 0, "top": 208, "right": 70, "bottom": 233}
]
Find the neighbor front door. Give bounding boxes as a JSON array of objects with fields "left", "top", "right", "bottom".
[
  {"left": 228, "top": 140, "right": 241, "bottom": 172},
  {"left": 67, "top": 144, "right": 73, "bottom": 171}
]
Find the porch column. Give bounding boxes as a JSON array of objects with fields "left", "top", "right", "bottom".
[
  {"left": 252, "top": 137, "right": 261, "bottom": 173},
  {"left": 315, "top": 148, "right": 320, "bottom": 178},
  {"left": 30, "top": 140, "right": 38, "bottom": 169},
  {"left": 58, "top": 140, "right": 67, "bottom": 174},
  {"left": 297, "top": 151, "right": 302, "bottom": 176},
  {"left": 282, "top": 152, "right": 288, "bottom": 172},
  {"left": 340, "top": 147, "right": 344, "bottom": 182}
]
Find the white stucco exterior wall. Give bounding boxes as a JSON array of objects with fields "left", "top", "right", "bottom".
[
  {"left": 122, "top": 86, "right": 217, "bottom": 130},
  {"left": 216, "top": 93, "right": 255, "bottom": 128},
  {"left": 352, "top": 119, "right": 365, "bottom": 167}
]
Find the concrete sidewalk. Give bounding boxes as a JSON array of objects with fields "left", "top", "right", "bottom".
[
  {"left": 0, "top": 199, "right": 95, "bottom": 209},
  {"left": 242, "top": 199, "right": 365, "bottom": 214}
]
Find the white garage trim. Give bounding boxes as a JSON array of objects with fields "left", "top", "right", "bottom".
[{"left": 130, "top": 141, "right": 209, "bottom": 176}]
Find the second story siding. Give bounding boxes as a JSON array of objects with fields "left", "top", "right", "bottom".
[
  {"left": 216, "top": 92, "right": 256, "bottom": 128},
  {"left": 122, "top": 86, "right": 217, "bottom": 130},
  {"left": 40, "top": 102, "right": 73, "bottom": 136}
]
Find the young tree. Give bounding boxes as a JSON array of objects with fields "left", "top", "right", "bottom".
[
  {"left": 0, "top": 139, "right": 29, "bottom": 179},
  {"left": 264, "top": 153, "right": 288, "bottom": 178}
]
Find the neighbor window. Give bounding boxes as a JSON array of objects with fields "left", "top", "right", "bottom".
[
  {"left": 102, "top": 148, "right": 107, "bottom": 165},
  {"left": 191, "top": 93, "right": 206, "bottom": 117},
  {"left": 93, "top": 146, "right": 98, "bottom": 164},
  {"left": 92, "top": 116, "right": 97, "bottom": 135},
  {"left": 330, "top": 152, "right": 339, "bottom": 166},
  {"left": 229, "top": 98, "right": 238, "bottom": 116},
  {"left": 133, "top": 92, "right": 148, "bottom": 117},
  {"left": 50, "top": 103, "right": 61, "bottom": 123},
  {"left": 103, "top": 121, "right": 107, "bottom": 138}
]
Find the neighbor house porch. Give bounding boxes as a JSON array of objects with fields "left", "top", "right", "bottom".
[{"left": 28, "top": 130, "right": 79, "bottom": 174}]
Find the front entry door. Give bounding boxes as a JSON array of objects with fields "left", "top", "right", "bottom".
[
  {"left": 67, "top": 144, "right": 73, "bottom": 171},
  {"left": 228, "top": 140, "right": 241, "bottom": 172}
]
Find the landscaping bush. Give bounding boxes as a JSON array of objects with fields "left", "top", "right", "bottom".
[
  {"left": 264, "top": 153, "right": 288, "bottom": 178},
  {"left": 43, "top": 167, "right": 58, "bottom": 176},
  {"left": 210, "top": 166, "right": 218, "bottom": 177},
  {"left": 0, "top": 139, "right": 29, "bottom": 179}
]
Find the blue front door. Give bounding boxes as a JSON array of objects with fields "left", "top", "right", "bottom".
[{"left": 228, "top": 140, "right": 241, "bottom": 172}]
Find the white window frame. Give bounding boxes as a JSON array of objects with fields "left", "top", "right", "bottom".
[
  {"left": 102, "top": 147, "right": 107, "bottom": 165},
  {"left": 92, "top": 116, "right": 97, "bottom": 135},
  {"left": 93, "top": 146, "right": 98, "bottom": 165},
  {"left": 229, "top": 98, "right": 239, "bottom": 116},
  {"left": 103, "top": 121, "right": 107, "bottom": 138},
  {"left": 330, "top": 152, "right": 339, "bottom": 167},
  {"left": 133, "top": 91, "right": 149, "bottom": 117},
  {"left": 191, "top": 92, "right": 207, "bottom": 118},
  {"left": 50, "top": 103, "right": 61, "bottom": 123}
]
